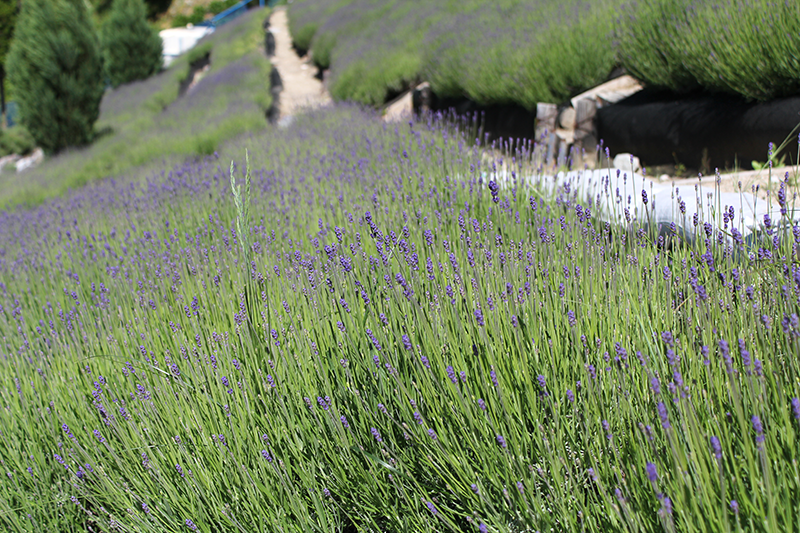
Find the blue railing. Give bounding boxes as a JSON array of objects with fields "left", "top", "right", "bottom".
[
  {"left": 198, "top": 0, "right": 279, "bottom": 29},
  {"left": 5, "top": 101, "right": 18, "bottom": 129}
]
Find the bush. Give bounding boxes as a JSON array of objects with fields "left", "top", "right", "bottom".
[
  {"left": 423, "top": 1, "right": 619, "bottom": 108},
  {"left": 171, "top": 6, "right": 206, "bottom": 27},
  {"left": 0, "top": 125, "right": 35, "bottom": 157},
  {"left": 290, "top": 0, "right": 621, "bottom": 108},
  {"left": 6, "top": 0, "right": 104, "bottom": 154},
  {"left": 615, "top": 0, "right": 800, "bottom": 100},
  {"left": 209, "top": 0, "right": 240, "bottom": 15},
  {"left": 186, "top": 41, "right": 213, "bottom": 66},
  {"left": 171, "top": 13, "right": 190, "bottom": 26},
  {"left": 101, "top": 0, "right": 163, "bottom": 88}
]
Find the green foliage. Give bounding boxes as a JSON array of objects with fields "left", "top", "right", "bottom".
[
  {"left": 210, "top": 0, "right": 240, "bottom": 15},
  {"left": 209, "top": 0, "right": 226, "bottom": 14},
  {"left": 0, "top": 0, "right": 19, "bottom": 112},
  {"left": 173, "top": 0, "right": 240, "bottom": 27},
  {"left": 6, "top": 0, "right": 105, "bottom": 154},
  {"left": 0, "top": 125, "right": 35, "bottom": 156},
  {"left": 292, "top": 0, "right": 800, "bottom": 107},
  {"left": 0, "top": 0, "right": 17, "bottom": 65},
  {"left": 172, "top": 6, "right": 207, "bottom": 26},
  {"left": 101, "top": 0, "right": 164, "bottom": 88},
  {"left": 194, "top": 134, "right": 217, "bottom": 155},
  {"left": 90, "top": 0, "right": 116, "bottom": 14},
  {"left": 423, "top": 2, "right": 618, "bottom": 109},
  {"left": 95, "top": 0, "right": 170, "bottom": 18},
  {"left": 186, "top": 41, "right": 213, "bottom": 66},
  {"left": 615, "top": 0, "right": 800, "bottom": 100}
]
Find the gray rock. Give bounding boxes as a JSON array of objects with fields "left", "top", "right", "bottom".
[
  {"left": 535, "top": 103, "right": 557, "bottom": 139},
  {"left": 0, "top": 154, "right": 20, "bottom": 173},
  {"left": 15, "top": 148, "right": 44, "bottom": 173},
  {"left": 613, "top": 153, "right": 641, "bottom": 174},
  {"left": 558, "top": 107, "right": 576, "bottom": 130}
]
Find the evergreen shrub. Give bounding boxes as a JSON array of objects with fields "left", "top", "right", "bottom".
[
  {"left": 6, "top": 0, "right": 105, "bottom": 153},
  {"left": 101, "top": 0, "right": 163, "bottom": 88}
]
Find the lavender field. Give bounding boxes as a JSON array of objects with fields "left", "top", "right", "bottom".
[
  {"left": 289, "top": 0, "right": 800, "bottom": 108},
  {"left": 1, "top": 102, "right": 799, "bottom": 532}
]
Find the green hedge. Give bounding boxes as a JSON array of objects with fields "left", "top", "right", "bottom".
[
  {"left": 288, "top": 0, "right": 622, "bottom": 108},
  {"left": 615, "top": 0, "right": 800, "bottom": 101},
  {"left": 290, "top": 0, "right": 800, "bottom": 107}
]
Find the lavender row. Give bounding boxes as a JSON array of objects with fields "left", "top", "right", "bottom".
[{"left": 290, "top": 0, "right": 800, "bottom": 109}]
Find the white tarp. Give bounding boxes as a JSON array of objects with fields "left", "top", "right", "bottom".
[
  {"left": 159, "top": 26, "right": 214, "bottom": 67},
  {"left": 488, "top": 166, "right": 799, "bottom": 245}
]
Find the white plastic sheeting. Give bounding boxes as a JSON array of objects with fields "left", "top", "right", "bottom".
[{"left": 488, "top": 166, "right": 799, "bottom": 246}]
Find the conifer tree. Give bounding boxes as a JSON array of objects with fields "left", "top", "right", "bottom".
[
  {"left": 101, "top": 0, "right": 163, "bottom": 88},
  {"left": 6, "top": 0, "right": 105, "bottom": 153},
  {"left": 0, "top": 0, "right": 19, "bottom": 123}
]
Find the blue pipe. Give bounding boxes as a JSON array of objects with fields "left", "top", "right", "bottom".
[{"left": 198, "top": 0, "right": 259, "bottom": 28}]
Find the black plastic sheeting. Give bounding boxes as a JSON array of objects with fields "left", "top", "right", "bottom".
[
  {"left": 416, "top": 94, "right": 537, "bottom": 144},
  {"left": 415, "top": 87, "right": 800, "bottom": 171},
  {"left": 597, "top": 89, "right": 800, "bottom": 171}
]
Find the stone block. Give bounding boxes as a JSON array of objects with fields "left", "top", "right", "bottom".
[{"left": 535, "top": 102, "right": 557, "bottom": 140}]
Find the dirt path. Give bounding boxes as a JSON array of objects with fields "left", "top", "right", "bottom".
[{"left": 268, "top": 7, "right": 330, "bottom": 123}]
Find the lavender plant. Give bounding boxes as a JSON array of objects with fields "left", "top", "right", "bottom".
[
  {"left": 615, "top": 0, "right": 800, "bottom": 100},
  {"left": 0, "top": 105, "right": 798, "bottom": 533},
  {"left": 292, "top": 0, "right": 800, "bottom": 107},
  {"left": 288, "top": 0, "right": 622, "bottom": 107}
]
